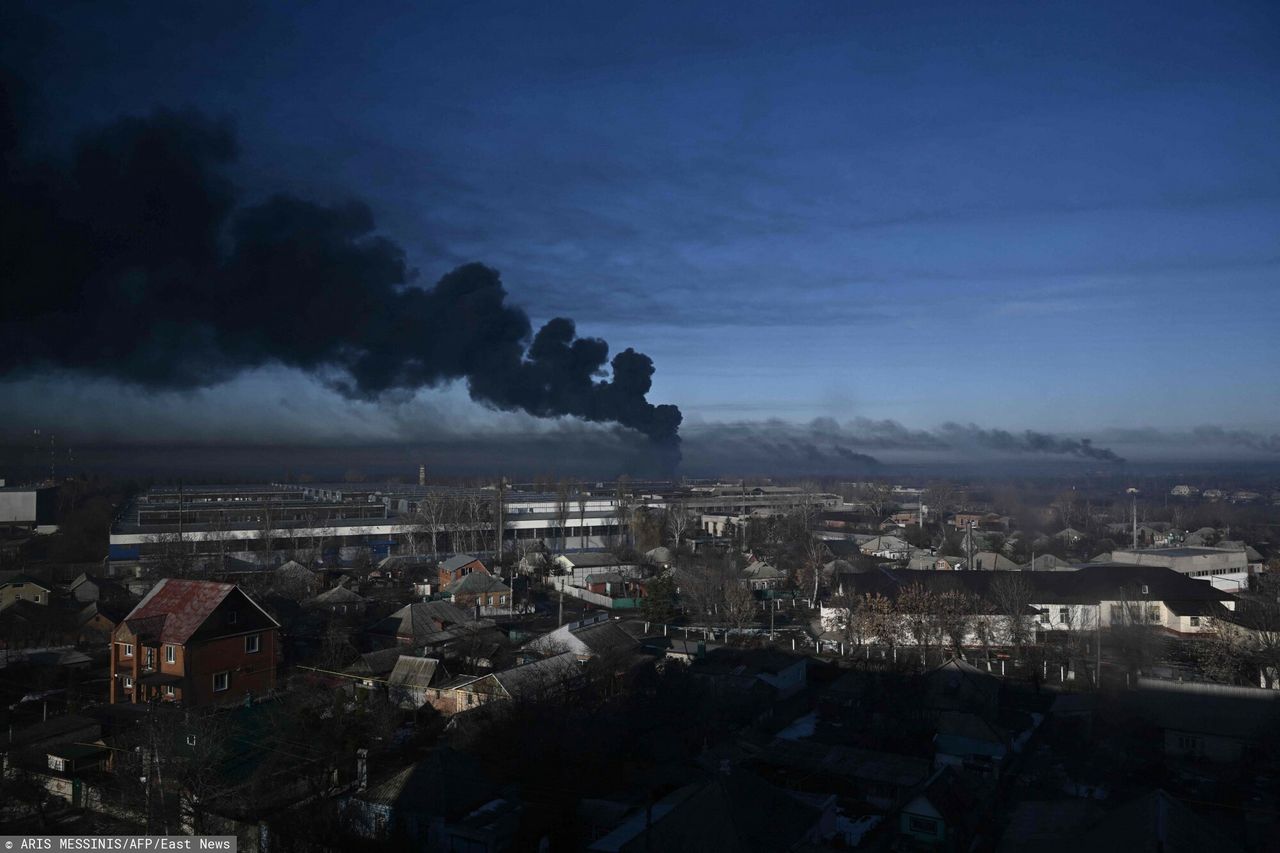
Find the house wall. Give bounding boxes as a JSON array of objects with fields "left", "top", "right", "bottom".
[
  {"left": 1, "top": 581, "right": 50, "bottom": 609},
  {"left": 899, "top": 801, "right": 946, "bottom": 844},
  {"left": 1164, "top": 729, "right": 1244, "bottom": 763},
  {"left": 185, "top": 629, "right": 278, "bottom": 706}
]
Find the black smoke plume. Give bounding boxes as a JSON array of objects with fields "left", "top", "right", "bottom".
[
  {"left": 937, "top": 423, "right": 1125, "bottom": 463},
  {"left": 0, "top": 87, "right": 681, "bottom": 448}
]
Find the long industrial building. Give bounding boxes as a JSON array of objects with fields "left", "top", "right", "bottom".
[{"left": 108, "top": 481, "right": 840, "bottom": 569}]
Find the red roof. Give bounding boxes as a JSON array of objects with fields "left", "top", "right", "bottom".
[{"left": 121, "top": 578, "right": 237, "bottom": 644}]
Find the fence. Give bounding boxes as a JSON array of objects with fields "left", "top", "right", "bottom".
[{"left": 548, "top": 577, "right": 638, "bottom": 610}]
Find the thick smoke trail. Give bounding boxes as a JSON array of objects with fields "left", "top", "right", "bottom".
[
  {"left": 937, "top": 423, "right": 1125, "bottom": 463},
  {"left": 0, "top": 89, "right": 681, "bottom": 447},
  {"left": 1190, "top": 426, "right": 1280, "bottom": 454}
]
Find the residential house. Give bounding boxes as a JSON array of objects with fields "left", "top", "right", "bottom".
[
  {"left": 0, "top": 571, "right": 52, "bottom": 609},
  {"left": 860, "top": 536, "right": 912, "bottom": 560},
  {"left": 896, "top": 767, "right": 979, "bottom": 850},
  {"left": 77, "top": 600, "right": 133, "bottom": 646},
  {"left": 385, "top": 656, "right": 451, "bottom": 710},
  {"left": 110, "top": 578, "right": 281, "bottom": 707},
  {"left": 443, "top": 572, "right": 513, "bottom": 612},
  {"left": 1126, "top": 679, "right": 1280, "bottom": 764},
  {"left": 1023, "top": 554, "right": 1074, "bottom": 572},
  {"left": 742, "top": 560, "right": 786, "bottom": 591},
  {"left": 525, "top": 613, "right": 639, "bottom": 661},
  {"left": 437, "top": 554, "right": 488, "bottom": 589},
  {"left": 301, "top": 583, "right": 368, "bottom": 616},
  {"left": 341, "top": 747, "right": 516, "bottom": 851},
  {"left": 371, "top": 600, "right": 491, "bottom": 646},
  {"left": 971, "top": 551, "right": 1019, "bottom": 571},
  {"left": 1053, "top": 527, "right": 1085, "bottom": 544},
  {"left": 553, "top": 552, "right": 640, "bottom": 587},
  {"left": 453, "top": 651, "right": 582, "bottom": 712}
]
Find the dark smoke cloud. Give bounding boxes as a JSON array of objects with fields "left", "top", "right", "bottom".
[
  {"left": 0, "top": 79, "right": 681, "bottom": 448},
  {"left": 1190, "top": 426, "right": 1280, "bottom": 454},
  {"left": 936, "top": 422, "right": 1125, "bottom": 463},
  {"left": 681, "top": 417, "right": 1125, "bottom": 474}
]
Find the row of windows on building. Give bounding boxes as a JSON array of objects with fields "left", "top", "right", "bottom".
[
  {"left": 1033, "top": 605, "right": 1201, "bottom": 628},
  {"left": 120, "top": 633, "right": 261, "bottom": 662}
]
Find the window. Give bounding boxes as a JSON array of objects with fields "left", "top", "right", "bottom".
[
  {"left": 165, "top": 686, "right": 175, "bottom": 698},
  {"left": 1110, "top": 605, "right": 1123, "bottom": 623},
  {"left": 500, "top": 594, "right": 508, "bottom": 605},
  {"left": 33, "top": 594, "right": 40, "bottom": 602},
  {"left": 908, "top": 815, "right": 939, "bottom": 835},
  {"left": 49, "top": 757, "right": 66, "bottom": 772},
  {"left": 1190, "top": 616, "right": 1201, "bottom": 627},
  {"left": 213, "top": 671, "right": 229, "bottom": 692},
  {"left": 227, "top": 611, "right": 238, "bottom": 625},
  {"left": 245, "top": 634, "right": 261, "bottom": 654},
  {"left": 123, "top": 643, "right": 133, "bottom": 658},
  {"left": 145, "top": 648, "right": 154, "bottom": 667},
  {"left": 1038, "top": 608, "right": 1050, "bottom": 625},
  {"left": 1058, "top": 607, "right": 1070, "bottom": 624},
  {"left": 123, "top": 676, "right": 133, "bottom": 689},
  {"left": 1141, "top": 584, "right": 1149, "bottom": 595},
  {"left": 1147, "top": 605, "right": 1160, "bottom": 623},
  {"left": 166, "top": 645, "right": 176, "bottom": 664},
  {"left": 186, "top": 735, "right": 197, "bottom": 746}
]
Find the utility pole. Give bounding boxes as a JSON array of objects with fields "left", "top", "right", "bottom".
[
  {"left": 1128, "top": 487, "right": 1139, "bottom": 550},
  {"left": 966, "top": 522, "right": 975, "bottom": 571}
]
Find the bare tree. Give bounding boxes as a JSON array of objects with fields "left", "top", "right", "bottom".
[
  {"left": 861, "top": 592, "right": 899, "bottom": 649},
  {"left": 577, "top": 483, "right": 589, "bottom": 550},
  {"left": 897, "top": 582, "right": 940, "bottom": 662},
  {"left": 722, "top": 575, "right": 758, "bottom": 636},
  {"left": 798, "top": 537, "right": 829, "bottom": 608},
  {"left": 989, "top": 571, "right": 1035, "bottom": 656},
  {"left": 613, "top": 476, "right": 633, "bottom": 551},
  {"left": 937, "top": 590, "right": 976, "bottom": 659},
  {"left": 858, "top": 481, "right": 896, "bottom": 521},
  {"left": 554, "top": 480, "right": 572, "bottom": 553},
  {"left": 665, "top": 498, "right": 693, "bottom": 550}
]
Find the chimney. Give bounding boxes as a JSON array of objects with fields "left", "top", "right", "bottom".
[
  {"left": 418, "top": 465, "right": 426, "bottom": 487},
  {"left": 356, "top": 748, "right": 368, "bottom": 792}
]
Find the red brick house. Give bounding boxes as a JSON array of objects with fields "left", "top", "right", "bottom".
[
  {"left": 437, "top": 554, "right": 488, "bottom": 589},
  {"left": 110, "top": 579, "right": 280, "bottom": 707}
]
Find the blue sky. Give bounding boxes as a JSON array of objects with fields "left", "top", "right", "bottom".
[{"left": 4, "top": 0, "right": 1280, "bottom": 467}]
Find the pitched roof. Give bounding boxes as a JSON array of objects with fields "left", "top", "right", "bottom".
[
  {"left": 120, "top": 578, "right": 276, "bottom": 644},
  {"left": 743, "top": 560, "right": 784, "bottom": 579},
  {"left": 387, "top": 656, "right": 442, "bottom": 690},
  {"left": 375, "top": 601, "right": 489, "bottom": 642},
  {"left": 0, "top": 573, "right": 51, "bottom": 590},
  {"left": 490, "top": 651, "right": 581, "bottom": 699},
  {"left": 307, "top": 585, "right": 367, "bottom": 606},
  {"left": 440, "top": 554, "right": 484, "bottom": 572},
  {"left": 444, "top": 572, "right": 511, "bottom": 596}
]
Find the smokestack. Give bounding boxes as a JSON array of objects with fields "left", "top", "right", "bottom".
[
  {"left": 356, "top": 748, "right": 368, "bottom": 792},
  {"left": 418, "top": 465, "right": 426, "bottom": 487}
]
